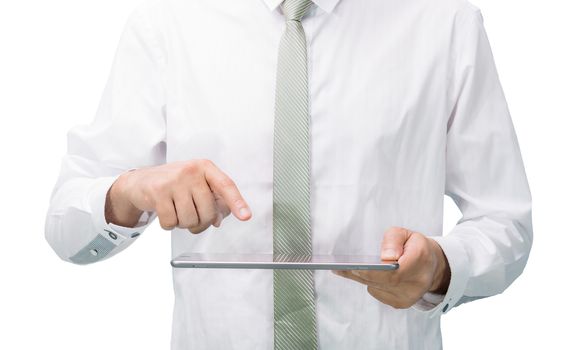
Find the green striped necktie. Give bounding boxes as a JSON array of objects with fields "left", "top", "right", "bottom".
[{"left": 273, "top": 0, "right": 318, "bottom": 349}]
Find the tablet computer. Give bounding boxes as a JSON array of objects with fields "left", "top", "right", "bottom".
[{"left": 170, "top": 253, "right": 399, "bottom": 271}]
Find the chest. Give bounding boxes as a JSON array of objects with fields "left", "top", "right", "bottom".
[{"left": 162, "top": 3, "right": 452, "bottom": 187}]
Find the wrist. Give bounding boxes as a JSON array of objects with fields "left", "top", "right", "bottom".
[
  {"left": 106, "top": 170, "right": 143, "bottom": 227},
  {"left": 428, "top": 238, "right": 451, "bottom": 294}
]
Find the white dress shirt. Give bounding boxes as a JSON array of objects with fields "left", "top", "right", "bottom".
[{"left": 45, "top": 0, "right": 533, "bottom": 348}]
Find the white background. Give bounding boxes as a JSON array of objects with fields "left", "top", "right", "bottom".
[{"left": 0, "top": 0, "right": 583, "bottom": 349}]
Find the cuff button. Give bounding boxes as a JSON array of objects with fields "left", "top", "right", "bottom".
[
  {"left": 90, "top": 249, "right": 99, "bottom": 257},
  {"left": 131, "top": 232, "right": 141, "bottom": 238},
  {"left": 108, "top": 231, "right": 118, "bottom": 240},
  {"left": 442, "top": 303, "right": 449, "bottom": 313}
]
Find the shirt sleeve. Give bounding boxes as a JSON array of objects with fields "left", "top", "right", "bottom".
[
  {"left": 44, "top": 4, "right": 166, "bottom": 265},
  {"left": 412, "top": 6, "right": 533, "bottom": 317}
]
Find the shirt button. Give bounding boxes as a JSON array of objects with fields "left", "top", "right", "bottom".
[
  {"left": 131, "top": 232, "right": 141, "bottom": 238},
  {"left": 108, "top": 231, "right": 118, "bottom": 240},
  {"left": 90, "top": 249, "right": 99, "bottom": 256},
  {"left": 442, "top": 304, "right": 449, "bottom": 313}
]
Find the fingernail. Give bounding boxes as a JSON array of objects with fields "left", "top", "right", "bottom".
[
  {"left": 239, "top": 207, "right": 251, "bottom": 218},
  {"left": 381, "top": 248, "right": 397, "bottom": 260}
]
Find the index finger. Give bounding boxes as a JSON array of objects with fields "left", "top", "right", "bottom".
[{"left": 203, "top": 162, "right": 252, "bottom": 221}]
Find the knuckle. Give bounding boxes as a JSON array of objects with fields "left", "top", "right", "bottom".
[
  {"left": 188, "top": 226, "right": 203, "bottom": 234},
  {"left": 197, "top": 158, "right": 214, "bottom": 167},
  {"left": 199, "top": 210, "right": 217, "bottom": 226},
  {"left": 188, "top": 222, "right": 211, "bottom": 234},
  {"left": 157, "top": 211, "right": 177, "bottom": 231},
  {"left": 199, "top": 216, "right": 215, "bottom": 228},
  {"left": 179, "top": 162, "right": 201, "bottom": 178},
  {"left": 159, "top": 217, "right": 177, "bottom": 229},
  {"left": 182, "top": 214, "right": 200, "bottom": 228},
  {"left": 159, "top": 221, "right": 175, "bottom": 230},
  {"left": 178, "top": 218, "right": 198, "bottom": 229},
  {"left": 412, "top": 231, "right": 424, "bottom": 242}
]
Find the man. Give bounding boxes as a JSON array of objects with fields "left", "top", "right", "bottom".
[{"left": 45, "top": 0, "right": 533, "bottom": 348}]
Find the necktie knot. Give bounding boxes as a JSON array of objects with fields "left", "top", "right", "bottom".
[{"left": 281, "top": 0, "right": 313, "bottom": 21}]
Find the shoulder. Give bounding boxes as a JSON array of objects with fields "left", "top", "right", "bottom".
[
  {"left": 445, "top": 0, "right": 483, "bottom": 26},
  {"left": 434, "top": 0, "right": 481, "bottom": 15},
  {"left": 411, "top": 0, "right": 482, "bottom": 25},
  {"left": 132, "top": 0, "right": 171, "bottom": 14},
  {"left": 420, "top": 0, "right": 484, "bottom": 38}
]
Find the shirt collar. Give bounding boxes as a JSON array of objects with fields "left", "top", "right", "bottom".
[{"left": 262, "top": 0, "right": 340, "bottom": 14}]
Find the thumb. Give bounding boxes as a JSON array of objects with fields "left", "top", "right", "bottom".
[{"left": 380, "top": 227, "right": 411, "bottom": 260}]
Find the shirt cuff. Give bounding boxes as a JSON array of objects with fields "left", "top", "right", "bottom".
[
  {"left": 69, "top": 176, "right": 156, "bottom": 263},
  {"left": 412, "top": 292, "right": 446, "bottom": 311},
  {"left": 411, "top": 234, "right": 470, "bottom": 318},
  {"left": 109, "top": 210, "right": 156, "bottom": 238}
]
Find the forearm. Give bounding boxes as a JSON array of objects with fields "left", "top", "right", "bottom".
[
  {"left": 423, "top": 5, "right": 533, "bottom": 315},
  {"left": 45, "top": 3, "right": 166, "bottom": 265},
  {"left": 439, "top": 213, "right": 532, "bottom": 298}
]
